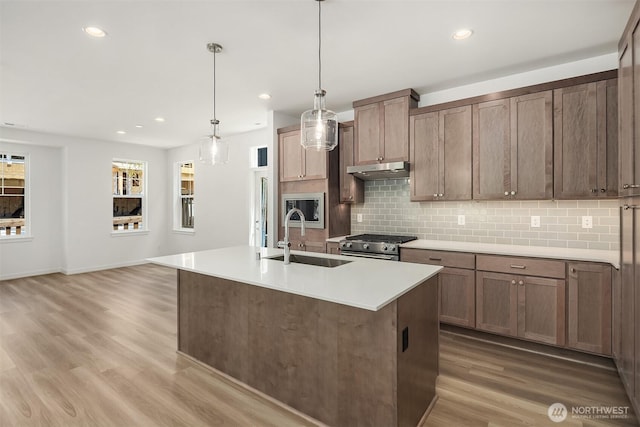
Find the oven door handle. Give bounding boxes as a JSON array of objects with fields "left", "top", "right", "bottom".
[{"left": 340, "top": 251, "right": 397, "bottom": 261}]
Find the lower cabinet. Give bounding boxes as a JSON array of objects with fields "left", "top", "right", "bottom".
[
  {"left": 439, "top": 268, "right": 475, "bottom": 327},
  {"left": 326, "top": 241, "right": 340, "bottom": 255},
  {"left": 290, "top": 240, "right": 326, "bottom": 254},
  {"left": 401, "top": 248, "right": 475, "bottom": 328},
  {"left": 476, "top": 271, "right": 566, "bottom": 346},
  {"left": 567, "top": 262, "right": 612, "bottom": 355}
]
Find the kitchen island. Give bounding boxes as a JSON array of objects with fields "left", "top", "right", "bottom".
[{"left": 149, "top": 246, "right": 442, "bottom": 427}]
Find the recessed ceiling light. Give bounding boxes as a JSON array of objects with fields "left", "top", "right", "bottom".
[
  {"left": 83, "top": 26, "right": 107, "bottom": 38},
  {"left": 452, "top": 28, "right": 473, "bottom": 40},
  {"left": 116, "top": 130, "right": 126, "bottom": 135},
  {"left": 135, "top": 124, "right": 143, "bottom": 128},
  {"left": 254, "top": 122, "right": 262, "bottom": 126},
  {"left": 258, "top": 93, "right": 271, "bottom": 100},
  {"left": 154, "top": 117, "right": 165, "bottom": 123}
]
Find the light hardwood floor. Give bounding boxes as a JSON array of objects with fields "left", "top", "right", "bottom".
[{"left": 0, "top": 264, "right": 637, "bottom": 426}]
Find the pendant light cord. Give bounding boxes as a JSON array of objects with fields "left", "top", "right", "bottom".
[
  {"left": 213, "top": 48, "right": 217, "bottom": 122},
  {"left": 318, "top": 0, "right": 322, "bottom": 90}
]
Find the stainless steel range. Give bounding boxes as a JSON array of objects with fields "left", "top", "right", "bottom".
[{"left": 339, "top": 234, "right": 417, "bottom": 261}]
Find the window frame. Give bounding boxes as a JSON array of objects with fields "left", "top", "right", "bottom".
[
  {"left": 174, "top": 160, "right": 195, "bottom": 233},
  {"left": 111, "top": 158, "right": 147, "bottom": 235},
  {"left": 0, "top": 151, "right": 29, "bottom": 241}
]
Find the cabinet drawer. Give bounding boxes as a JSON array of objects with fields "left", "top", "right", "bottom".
[
  {"left": 476, "top": 254, "right": 565, "bottom": 279},
  {"left": 401, "top": 248, "right": 475, "bottom": 269}
]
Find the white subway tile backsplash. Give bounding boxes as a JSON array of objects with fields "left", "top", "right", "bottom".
[{"left": 350, "top": 178, "right": 619, "bottom": 251}]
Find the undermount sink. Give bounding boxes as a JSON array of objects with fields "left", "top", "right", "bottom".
[{"left": 266, "top": 254, "right": 352, "bottom": 268}]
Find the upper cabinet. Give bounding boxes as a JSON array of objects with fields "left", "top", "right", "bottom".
[
  {"left": 338, "top": 122, "right": 364, "bottom": 203},
  {"left": 279, "top": 127, "right": 327, "bottom": 182},
  {"left": 353, "top": 89, "right": 419, "bottom": 165},
  {"left": 619, "top": 24, "right": 640, "bottom": 196},
  {"left": 410, "top": 106, "right": 472, "bottom": 201},
  {"left": 553, "top": 80, "right": 618, "bottom": 199},
  {"left": 473, "top": 90, "right": 553, "bottom": 200}
]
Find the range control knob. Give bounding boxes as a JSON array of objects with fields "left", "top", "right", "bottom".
[
  {"left": 389, "top": 245, "right": 396, "bottom": 252},
  {"left": 382, "top": 246, "right": 388, "bottom": 251},
  {"left": 363, "top": 243, "right": 369, "bottom": 250},
  {"left": 345, "top": 242, "right": 352, "bottom": 248}
]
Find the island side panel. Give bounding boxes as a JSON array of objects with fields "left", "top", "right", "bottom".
[
  {"left": 336, "top": 300, "right": 398, "bottom": 427},
  {"left": 248, "top": 285, "right": 339, "bottom": 424},
  {"left": 396, "top": 276, "right": 439, "bottom": 427},
  {"left": 178, "top": 270, "right": 250, "bottom": 383}
]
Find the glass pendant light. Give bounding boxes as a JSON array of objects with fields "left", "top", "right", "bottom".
[
  {"left": 300, "top": 0, "right": 338, "bottom": 151},
  {"left": 199, "top": 42, "right": 229, "bottom": 165}
]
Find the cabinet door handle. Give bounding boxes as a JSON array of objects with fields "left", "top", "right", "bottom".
[
  {"left": 510, "top": 191, "right": 516, "bottom": 196},
  {"left": 624, "top": 205, "right": 639, "bottom": 210},
  {"left": 438, "top": 193, "right": 443, "bottom": 197},
  {"left": 511, "top": 280, "right": 516, "bottom": 285},
  {"left": 623, "top": 184, "right": 640, "bottom": 189},
  {"left": 428, "top": 257, "right": 442, "bottom": 261},
  {"left": 591, "top": 188, "right": 598, "bottom": 193},
  {"left": 518, "top": 280, "right": 524, "bottom": 286},
  {"left": 570, "top": 267, "right": 576, "bottom": 273},
  {"left": 510, "top": 264, "right": 526, "bottom": 269},
  {"left": 600, "top": 188, "right": 606, "bottom": 193},
  {"left": 433, "top": 193, "right": 438, "bottom": 197},
  {"left": 504, "top": 191, "right": 509, "bottom": 196}
]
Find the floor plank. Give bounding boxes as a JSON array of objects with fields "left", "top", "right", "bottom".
[{"left": 1, "top": 264, "right": 637, "bottom": 426}]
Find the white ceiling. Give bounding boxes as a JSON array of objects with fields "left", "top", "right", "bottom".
[{"left": 0, "top": 0, "right": 635, "bottom": 148}]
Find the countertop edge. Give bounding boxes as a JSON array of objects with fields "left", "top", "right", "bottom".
[{"left": 400, "top": 240, "right": 620, "bottom": 269}]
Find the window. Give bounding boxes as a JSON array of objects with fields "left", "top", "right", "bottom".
[
  {"left": 176, "top": 161, "right": 194, "bottom": 230},
  {"left": 0, "top": 153, "right": 27, "bottom": 237},
  {"left": 250, "top": 146, "right": 268, "bottom": 169},
  {"left": 112, "top": 159, "right": 146, "bottom": 232}
]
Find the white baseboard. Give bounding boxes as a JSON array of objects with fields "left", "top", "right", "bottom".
[{"left": 0, "top": 259, "right": 148, "bottom": 281}]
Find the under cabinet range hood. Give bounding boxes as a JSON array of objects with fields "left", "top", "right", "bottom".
[{"left": 347, "top": 161, "right": 410, "bottom": 180}]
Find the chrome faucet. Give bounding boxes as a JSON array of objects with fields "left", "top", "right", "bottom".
[{"left": 278, "top": 208, "right": 306, "bottom": 265}]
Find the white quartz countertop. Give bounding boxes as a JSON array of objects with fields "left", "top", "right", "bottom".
[
  {"left": 401, "top": 240, "right": 620, "bottom": 269},
  {"left": 147, "top": 246, "right": 442, "bottom": 312}
]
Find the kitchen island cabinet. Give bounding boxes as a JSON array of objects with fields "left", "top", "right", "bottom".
[{"left": 149, "top": 246, "right": 441, "bottom": 427}]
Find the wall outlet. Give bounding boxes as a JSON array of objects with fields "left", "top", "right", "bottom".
[
  {"left": 458, "top": 215, "right": 465, "bottom": 225},
  {"left": 531, "top": 216, "right": 540, "bottom": 228},
  {"left": 356, "top": 213, "right": 363, "bottom": 223},
  {"left": 581, "top": 215, "right": 593, "bottom": 229}
]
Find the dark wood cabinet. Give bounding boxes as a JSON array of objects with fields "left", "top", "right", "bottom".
[
  {"left": 476, "top": 271, "right": 565, "bottom": 346},
  {"left": 401, "top": 248, "right": 475, "bottom": 328},
  {"left": 553, "top": 80, "right": 618, "bottom": 199},
  {"left": 353, "top": 89, "right": 419, "bottom": 166},
  {"left": 567, "top": 262, "right": 612, "bottom": 355},
  {"left": 288, "top": 239, "right": 327, "bottom": 254},
  {"left": 619, "top": 36, "right": 636, "bottom": 196},
  {"left": 410, "top": 106, "right": 472, "bottom": 201},
  {"left": 476, "top": 254, "right": 565, "bottom": 346},
  {"left": 326, "top": 241, "right": 340, "bottom": 255},
  {"left": 472, "top": 91, "right": 552, "bottom": 200},
  {"left": 277, "top": 125, "right": 350, "bottom": 246},
  {"left": 278, "top": 128, "right": 327, "bottom": 182},
  {"left": 338, "top": 122, "right": 364, "bottom": 203}
]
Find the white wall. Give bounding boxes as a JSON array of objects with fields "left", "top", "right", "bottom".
[
  {"left": 164, "top": 128, "right": 271, "bottom": 254},
  {"left": 336, "top": 53, "right": 618, "bottom": 122},
  {"left": 0, "top": 127, "right": 168, "bottom": 278},
  {"left": 0, "top": 140, "right": 63, "bottom": 279}
]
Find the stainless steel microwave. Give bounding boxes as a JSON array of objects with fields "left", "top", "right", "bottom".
[{"left": 282, "top": 193, "right": 324, "bottom": 229}]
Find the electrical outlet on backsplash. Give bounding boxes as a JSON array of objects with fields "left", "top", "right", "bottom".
[{"left": 350, "top": 178, "right": 620, "bottom": 251}]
